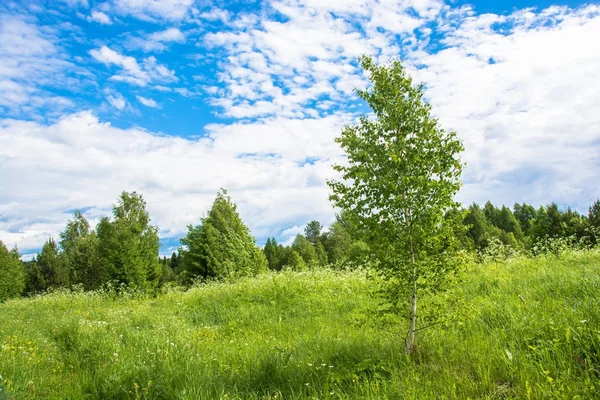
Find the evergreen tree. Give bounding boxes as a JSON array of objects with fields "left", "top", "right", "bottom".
[
  {"left": 170, "top": 251, "right": 182, "bottom": 274},
  {"left": 36, "top": 238, "right": 70, "bottom": 290},
  {"left": 532, "top": 203, "right": 564, "bottom": 241},
  {"left": 589, "top": 200, "right": 600, "bottom": 230},
  {"left": 0, "top": 241, "right": 26, "bottom": 301},
  {"left": 304, "top": 221, "right": 323, "bottom": 245},
  {"left": 181, "top": 189, "right": 267, "bottom": 281},
  {"left": 97, "top": 192, "right": 161, "bottom": 290},
  {"left": 263, "top": 237, "right": 282, "bottom": 270},
  {"left": 588, "top": 200, "right": 600, "bottom": 243}
]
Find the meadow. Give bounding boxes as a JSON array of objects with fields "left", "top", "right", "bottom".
[{"left": 1, "top": 250, "right": 599, "bottom": 399}]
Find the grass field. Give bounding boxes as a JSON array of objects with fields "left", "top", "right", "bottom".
[{"left": 1, "top": 250, "right": 599, "bottom": 399}]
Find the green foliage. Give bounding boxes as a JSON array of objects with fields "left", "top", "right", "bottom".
[
  {"left": 36, "top": 238, "right": 70, "bottom": 290},
  {"left": 304, "top": 220, "right": 323, "bottom": 245},
  {"left": 464, "top": 203, "right": 492, "bottom": 249},
  {"left": 263, "top": 237, "right": 281, "bottom": 270},
  {"left": 496, "top": 206, "right": 524, "bottom": 241},
  {"left": 323, "top": 220, "right": 353, "bottom": 265},
  {"left": 0, "top": 241, "right": 26, "bottom": 302},
  {"left": 328, "top": 55, "right": 464, "bottom": 351},
  {"left": 589, "top": 200, "right": 600, "bottom": 230},
  {"left": 292, "top": 234, "right": 317, "bottom": 266},
  {"left": 514, "top": 202, "right": 537, "bottom": 236},
  {"left": 314, "top": 241, "right": 328, "bottom": 266},
  {"left": 96, "top": 192, "right": 161, "bottom": 290},
  {"left": 284, "top": 249, "right": 307, "bottom": 271},
  {"left": 1, "top": 250, "right": 599, "bottom": 399},
  {"left": 60, "top": 211, "right": 100, "bottom": 290},
  {"left": 181, "top": 189, "right": 267, "bottom": 281}
]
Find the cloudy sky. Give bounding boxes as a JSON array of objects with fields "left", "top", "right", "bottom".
[{"left": 1, "top": 0, "right": 599, "bottom": 258}]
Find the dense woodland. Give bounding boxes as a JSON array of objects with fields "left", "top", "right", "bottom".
[{"left": 1, "top": 187, "right": 599, "bottom": 302}]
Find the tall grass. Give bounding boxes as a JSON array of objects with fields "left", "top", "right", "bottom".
[{"left": 1, "top": 250, "right": 599, "bottom": 399}]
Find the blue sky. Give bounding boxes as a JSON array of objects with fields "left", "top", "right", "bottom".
[{"left": 0, "top": 0, "right": 599, "bottom": 258}]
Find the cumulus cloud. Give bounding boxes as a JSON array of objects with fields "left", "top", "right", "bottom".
[
  {"left": 87, "top": 11, "right": 112, "bottom": 25},
  {"left": 89, "top": 46, "right": 176, "bottom": 86},
  {"left": 0, "top": 112, "right": 348, "bottom": 253},
  {"left": 128, "top": 28, "right": 186, "bottom": 53},
  {"left": 150, "top": 28, "right": 185, "bottom": 42},
  {"left": 201, "top": 1, "right": 600, "bottom": 211},
  {"left": 403, "top": 4, "right": 600, "bottom": 209}
]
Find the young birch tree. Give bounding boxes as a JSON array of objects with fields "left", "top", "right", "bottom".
[{"left": 328, "top": 56, "right": 464, "bottom": 353}]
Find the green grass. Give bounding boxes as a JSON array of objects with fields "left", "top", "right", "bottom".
[{"left": 1, "top": 250, "right": 599, "bottom": 399}]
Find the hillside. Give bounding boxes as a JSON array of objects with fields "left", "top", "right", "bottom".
[{"left": 1, "top": 250, "right": 599, "bottom": 399}]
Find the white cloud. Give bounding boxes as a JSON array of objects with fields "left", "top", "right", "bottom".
[
  {"left": 89, "top": 46, "right": 176, "bottom": 86},
  {"left": 59, "top": 0, "right": 89, "bottom": 8},
  {"left": 150, "top": 28, "right": 185, "bottom": 42},
  {"left": 200, "top": 2, "right": 600, "bottom": 213},
  {"left": 107, "top": 92, "right": 126, "bottom": 110},
  {"left": 0, "top": 112, "right": 347, "bottom": 252},
  {"left": 137, "top": 95, "right": 160, "bottom": 108},
  {"left": 0, "top": 14, "right": 79, "bottom": 117},
  {"left": 109, "top": 0, "right": 194, "bottom": 22},
  {"left": 402, "top": 4, "right": 600, "bottom": 209},
  {"left": 128, "top": 28, "right": 186, "bottom": 53},
  {"left": 87, "top": 11, "right": 112, "bottom": 25}
]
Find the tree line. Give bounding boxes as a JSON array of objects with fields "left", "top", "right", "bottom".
[{"left": 1, "top": 189, "right": 599, "bottom": 302}]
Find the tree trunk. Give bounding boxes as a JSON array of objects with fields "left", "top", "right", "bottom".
[{"left": 405, "top": 236, "right": 417, "bottom": 354}]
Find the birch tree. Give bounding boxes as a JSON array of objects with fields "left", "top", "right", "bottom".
[{"left": 328, "top": 55, "right": 464, "bottom": 353}]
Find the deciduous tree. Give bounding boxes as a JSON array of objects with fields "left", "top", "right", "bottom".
[{"left": 328, "top": 55, "right": 464, "bottom": 353}]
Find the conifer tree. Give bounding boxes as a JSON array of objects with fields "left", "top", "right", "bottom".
[
  {"left": 97, "top": 191, "right": 161, "bottom": 289},
  {"left": 181, "top": 189, "right": 267, "bottom": 281},
  {"left": 0, "top": 241, "right": 26, "bottom": 301}
]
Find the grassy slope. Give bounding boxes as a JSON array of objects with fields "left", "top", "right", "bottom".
[{"left": 1, "top": 250, "right": 599, "bottom": 399}]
